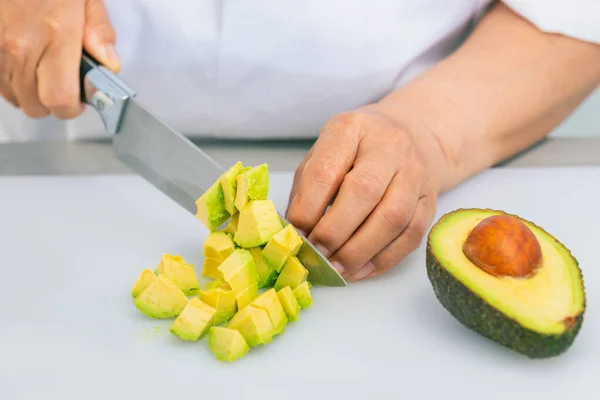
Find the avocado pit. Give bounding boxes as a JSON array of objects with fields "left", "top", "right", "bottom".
[{"left": 462, "top": 215, "right": 542, "bottom": 278}]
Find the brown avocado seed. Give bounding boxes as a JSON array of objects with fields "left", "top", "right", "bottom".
[{"left": 462, "top": 214, "right": 543, "bottom": 278}]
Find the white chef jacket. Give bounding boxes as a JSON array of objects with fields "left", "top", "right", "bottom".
[{"left": 0, "top": 0, "right": 598, "bottom": 142}]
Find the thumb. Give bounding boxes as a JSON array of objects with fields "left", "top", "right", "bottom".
[{"left": 82, "top": 0, "right": 121, "bottom": 72}]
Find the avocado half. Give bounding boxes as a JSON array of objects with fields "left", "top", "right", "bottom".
[{"left": 425, "top": 208, "right": 586, "bottom": 359}]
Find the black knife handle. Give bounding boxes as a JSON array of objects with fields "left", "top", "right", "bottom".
[
  {"left": 79, "top": 50, "right": 101, "bottom": 103},
  {"left": 78, "top": 49, "right": 136, "bottom": 134}
]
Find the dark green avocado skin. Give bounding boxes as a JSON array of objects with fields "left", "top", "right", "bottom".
[{"left": 425, "top": 242, "right": 585, "bottom": 359}]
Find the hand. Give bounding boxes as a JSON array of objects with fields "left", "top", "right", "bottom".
[
  {"left": 0, "top": 0, "right": 120, "bottom": 119},
  {"left": 286, "top": 105, "right": 448, "bottom": 282}
]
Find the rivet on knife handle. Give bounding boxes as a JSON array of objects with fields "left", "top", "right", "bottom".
[{"left": 79, "top": 50, "right": 136, "bottom": 134}]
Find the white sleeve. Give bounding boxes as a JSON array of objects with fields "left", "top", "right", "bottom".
[{"left": 501, "top": 0, "right": 600, "bottom": 44}]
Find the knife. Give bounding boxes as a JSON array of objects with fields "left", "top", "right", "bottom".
[{"left": 79, "top": 51, "right": 347, "bottom": 287}]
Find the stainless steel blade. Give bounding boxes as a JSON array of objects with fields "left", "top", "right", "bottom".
[
  {"left": 80, "top": 52, "right": 347, "bottom": 287},
  {"left": 113, "top": 100, "right": 224, "bottom": 214}
]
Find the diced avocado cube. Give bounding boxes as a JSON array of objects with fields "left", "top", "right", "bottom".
[
  {"left": 202, "top": 231, "right": 236, "bottom": 279},
  {"left": 222, "top": 213, "right": 239, "bottom": 235},
  {"left": 217, "top": 249, "right": 259, "bottom": 293},
  {"left": 235, "top": 282, "right": 259, "bottom": 310},
  {"left": 227, "top": 306, "right": 273, "bottom": 347},
  {"left": 131, "top": 268, "right": 157, "bottom": 298},
  {"left": 274, "top": 256, "right": 309, "bottom": 291},
  {"left": 134, "top": 275, "right": 189, "bottom": 319},
  {"left": 249, "top": 247, "right": 278, "bottom": 288},
  {"left": 205, "top": 279, "right": 230, "bottom": 290},
  {"left": 234, "top": 164, "right": 269, "bottom": 212},
  {"left": 208, "top": 326, "right": 250, "bottom": 362},
  {"left": 293, "top": 281, "right": 312, "bottom": 309},
  {"left": 157, "top": 253, "right": 200, "bottom": 296},
  {"left": 169, "top": 297, "right": 216, "bottom": 341},
  {"left": 250, "top": 288, "right": 288, "bottom": 335},
  {"left": 277, "top": 286, "right": 300, "bottom": 322},
  {"left": 234, "top": 200, "right": 284, "bottom": 248},
  {"left": 219, "top": 161, "right": 245, "bottom": 215},
  {"left": 199, "top": 286, "right": 238, "bottom": 325},
  {"left": 262, "top": 224, "right": 303, "bottom": 272},
  {"left": 195, "top": 180, "right": 231, "bottom": 231}
]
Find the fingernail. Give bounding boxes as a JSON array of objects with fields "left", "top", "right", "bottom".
[
  {"left": 332, "top": 261, "right": 345, "bottom": 274},
  {"left": 104, "top": 44, "right": 121, "bottom": 70},
  {"left": 315, "top": 244, "right": 330, "bottom": 258},
  {"left": 349, "top": 262, "right": 376, "bottom": 282}
]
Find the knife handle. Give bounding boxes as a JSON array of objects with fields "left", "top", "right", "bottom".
[{"left": 79, "top": 50, "right": 136, "bottom": 134}]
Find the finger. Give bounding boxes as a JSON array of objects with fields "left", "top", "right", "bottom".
[
  {"left": 355, "top": 194, "right": 436, "bottom": 281},
  {"left": 83, "top": 0, "right": 121, "bottom": 72},
  {"left": 287, "top": 147, "right": 312, "bottom": 209},
  {"left": 0, "top": 55, "right": 18, "bottom": 107},
  {"left": 36, "top": 7, "right": 86, "bottom": 119},
  {"left": 306, "top": 130, "right": 402, "bottom": 258},
  {"left": 328, "top": 169, "right": 422, "bottom": 277},
  {"left": 3, "top": 26, "right": 49, "bottom": 118},
  {"left": 286, "top": 113, "right": 363, "bottom": 235}
]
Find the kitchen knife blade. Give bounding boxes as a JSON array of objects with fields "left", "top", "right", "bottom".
[{"left": 79, "top": 52, "right": 347, "bottom": 287}]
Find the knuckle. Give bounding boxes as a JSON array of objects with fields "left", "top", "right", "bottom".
[
  {"left": 379, "top": 202, "right": 411, "bottom": 233},
  {"left": 308, "top": 155, "right": 343, "bottom": 187},
  {"left": 348, "top": 169, "right": 386, "bottom": 203},
  {"left": 39, "top": 84, "right": 79, "bottom": 110},
  {"left": 43, "top": 16, "right": 64, "bottom": 35},
  {"left": 2, "top": 30, "right": 30, "bottom": 60},
  {"left": 311, "top": 225, "right": 342, "bottom": 248}
]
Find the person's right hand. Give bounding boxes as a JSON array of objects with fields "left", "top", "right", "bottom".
[{"left": 0, "top": 0, "right": 121, "bottom": 120}]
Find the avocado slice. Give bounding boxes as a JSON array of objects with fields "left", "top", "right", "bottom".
[
  {"left": 426, "top": 208, "right": 586, "bottom": 359},
  {"left": 158, "top": 254, "right": 200, "bottom": 296},
  {"left": 234, "top": 200, "right": 284, "bottom": 248},
  {"left": 235, "top": 282, "right": 259, "bottom": 310},
  {"left": 274, "top": 256, "right": 309, "bottom": 291},
  {"left": 205, "top": 278, "right": 230, "bottom": 290},
  {"left": 199, "top": 286, "right": 238, "bottom": 325},
  {"left": 293, "top": 281, "right": 312, "bottom": 309},
  {"left": 277, "top": 286, "right": 300, "bottom": 322},
  {"left": 249, "top": 247, "right": 279, "bottom": 288},
  {"left": 219, "top": 161, "right": 245, "bottom": 215},
  {"left": 227, "top": 305, "right": 274, "bottom": 347},
  {"left": 249, "top": 288, "right": 288, "bottom": 335},
  {"left": 208, "top": 326, "right": 250, "bottom": 362},
  {"left": 131, "top": 268, "right": 157, "bottom": 298},
  {"left": 202, "top": 231, "right": 236, "bottom": 279},
  {"left": 195, "top": 180, "right": 231, "bottom": 231},
  {"left": 262, "top": 224, "right": 303, "bottom": 272},
  {"left": 217, "top": 249, "right": 259, "bottom": 293},
  {"left": 170, "top": 297, "right": 216, "bottom": 341},
  {"left": 222, "top": 213, "right": 239, "bottom": 236},
  {"left": 234, "top": 164, "right": 269, "bottom": 212},
  {"left": 134, "top": 275, "right": 189, "bottom": 319}
]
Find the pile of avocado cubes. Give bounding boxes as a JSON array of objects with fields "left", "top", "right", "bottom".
[{"left": 130, "top": 161, "right": 313, "bottom": 362}]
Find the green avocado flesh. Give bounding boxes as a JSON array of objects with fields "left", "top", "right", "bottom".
[
  {"left": 274, "top": 256, "right": 308, "bottom": 291},
  {"left": 425, "top": 208, "right": 586, "bottom": 359},
  {"left": 218, "top": 249, "right": 259, "bottom": 293},
  {"left": 170, "top": 297, "right": 216, "bottom": 341},
  {"left": 208, "top": 327, "right": 250, "bottom": 362},
  {"left": 234, "top": 164, "right": 270, "bottom": 212},
  {"left": 129, "top": 161, "right": 325, "bottom": 363},
  {"left": 195, "top": 180, "right": 231, "bottom": 231},
  {"left": 250, "top": 288, "right": 288, "bottom": 335},
  {"left": 219, "top": 161, "right": 245, "bottom": 215},
  {"left": 262, "top": 224, "right": 303, "bottom": 272},
  {"left": 293, "top": 281, "right": 312, "bottom": 309},
  {"left": 134, "top": 275, "right": 189, "bottom": 319},
  {"left": 234, "top": 200, "right": 284, "bottom": 248},
  {"left": 277, "top": 286, "right": 300, "bottom": 322}
]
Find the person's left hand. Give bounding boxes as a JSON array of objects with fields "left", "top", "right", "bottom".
[{"left": 285, "top": 104, "right": 449, "bottom": 282}]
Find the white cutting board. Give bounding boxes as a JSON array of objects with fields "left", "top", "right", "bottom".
[{"left": 1, "top": 167, "right": 599, "bottom": 400}]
